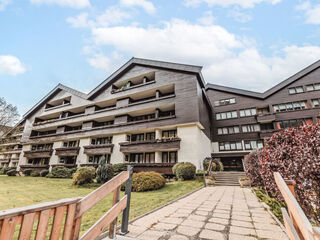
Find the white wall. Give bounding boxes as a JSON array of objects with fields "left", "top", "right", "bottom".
[
  {"left": 110, "top": 133, "right": 126, "bottom": 164},
  {"left": 77, "top": 138, "right": 90, "bottom": 166},
  {"left": 177, "top": 124, "right": 212, "bottom": 169}
]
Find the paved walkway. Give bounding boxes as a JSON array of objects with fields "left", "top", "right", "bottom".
[{"left": 125, "top": 186, "right": 288, "bottom": 240}]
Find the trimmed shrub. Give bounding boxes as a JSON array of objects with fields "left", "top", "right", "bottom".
[
  {"left": 172, "top": 162, "right": 196, "bottom": 180},
  {"left": 47, "top": 166, "right": 72, "bottom": 178},
  {"left": 7, "top": 169, "right": 17, "bottom": 176},
  {"left": 72, "top": 167, "right": 95, "bottom": 185},
  {"left": 113, "top": 163, "right": 128, "bottom": 176},
  {"left": 131, "top": 171, "right": 166, "bottom": 192},
  {"left": 23, "top": 169, "right": 33, "bottom": 176},
  {"left": 68, "top": 168, "right": 78, "bottom": 177},
  {"left": 30, "top": 171, "right": 40, "bottom": 177},
  {"left": 40, "top": 169, "right": 49, "bottom": 177},
  {"left": 96, "top": 156, "right": 114, "bottom": 183}
]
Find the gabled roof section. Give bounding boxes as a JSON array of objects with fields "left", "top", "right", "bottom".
[
  {"left": 205, "top": 59, "right": 320, "bottom": 99},
  {"left": 23, "top": 83, "right": 87, "bottom": 118},
  {"left": 87, "top": 57, "right": 204, "bottom": 99}
]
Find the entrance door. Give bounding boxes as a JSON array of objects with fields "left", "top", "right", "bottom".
[{"left": 220, "top": 157, "right": 244, "bottom": 171}]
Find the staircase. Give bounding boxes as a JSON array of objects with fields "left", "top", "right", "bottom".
[{"left": 213, "top": 171, "right": 246, "bottom": 186}]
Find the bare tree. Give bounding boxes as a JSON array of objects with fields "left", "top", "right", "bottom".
[{"left": 0, "top": 97, "right": 19, "bottom": 134}]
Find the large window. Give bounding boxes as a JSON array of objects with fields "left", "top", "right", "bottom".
[
  {"left": 91, "top": 137, "right": 112, "bottom": 145},
  {"left": 129, "top": 113, "right": 155, "bottom": 122},
  {"left": 216, "top": 111, "right": 237, "bottom": 120},
  {"left": 65, "top": 125, "right": 82, "bottom": 132},
  {"left": 88, "top": 154, "right": 110, "bottom": 164},
  {"left": 217, "top": 126, "right": 240, "bottom": 135},
  {"left": 244, "top": 140, "right": 264, "bottom": 150},
  {"left": 59, "top": 156, "right": 77, "bottom": 164},
  {"left": 31, "top": 143, "right": 53, "bottom": 151},
  {"left": 127, "top": 132, "right": 155, "bottom": 142},
  {"left": 162, "top": 151, "right": 177, "bottom": 163},
  {"left": 162, "top": 130, "right": 177, "bottom": 138},
  {"left": 145, "top": 152, "right": 155, "bottom": 163},
  {"left": 273, "top": 101, "right": 307, "bottom": 112},
  {"left": 214, "top": 98, "right": 236, "bottom": 107},
  {"left": 276, "top": 119, "right": 312, "bottom": 129},
  {"left": 306, "top": 83, "right": 320, "bottom": 92},
  {"left": 288, "top": 86, "right": 304, "bottom": 94},
  {"left": 63, "top": 141, "right": 78, "bottom": 148},
  {"left": 219, "top": 141, "right": 243, "bottom": 151},
  {"left": 242, "top": 124, "right": 260, "bottom": 133},
  {"left": 239, "top": 108, "right": 257, "bottom": 117},
  {"left": 27, "top": 158, "right": 49, "bottom": 165},
  {"left": 312, "top": 99, "right": 320, "bottom": 108}
]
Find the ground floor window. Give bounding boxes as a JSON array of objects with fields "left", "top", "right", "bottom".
[
  {"left": 127, "top": 152, "right": 155, "bottom": 163},
  {"left": 27, "top": 158, "right": 49, "bottom": 165},
  {"left": 162, "top": 151, "right": 177, "bottom": 163},
  {"left": 88, "top": 154, "right": 110, "bottom": 164},
  {"left": 59, "top": 156, "right": 77, "bottom": 164}
]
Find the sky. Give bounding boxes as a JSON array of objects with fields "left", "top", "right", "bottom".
[{"left": 1, "top": 0, "right": 320, "bottom": 116}]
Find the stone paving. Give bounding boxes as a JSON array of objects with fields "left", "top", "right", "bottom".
[{"left": 125, "top": 186, "right": 288, "bottom": 240}]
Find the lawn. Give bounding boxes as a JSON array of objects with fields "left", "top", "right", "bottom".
[{"left": 0, "top": 176, "right": 202, "bottom": 235}]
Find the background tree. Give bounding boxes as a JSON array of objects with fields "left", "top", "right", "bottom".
[{"left": 0, "top": 97, "right": 19, "bottom": 134}]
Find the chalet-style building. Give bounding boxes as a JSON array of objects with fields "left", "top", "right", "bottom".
[{"left": 0, "top": 57, "right": 319, "bottom": 172}]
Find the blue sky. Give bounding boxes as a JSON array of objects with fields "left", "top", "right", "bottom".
[{"left": 1, "top": 0, "right": 320, "bottom": 116}]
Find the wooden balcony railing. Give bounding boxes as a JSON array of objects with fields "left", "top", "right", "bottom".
[
  {"left": 0, "top": 166, "right": 133, "bottom": 240},
  {"left": 274, "top": 172, "right": 320, "bottom": 240}
]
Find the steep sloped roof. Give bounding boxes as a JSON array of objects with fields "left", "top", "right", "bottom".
[{"left": 205, "top": 59, "right": 320, "bottom": 99}]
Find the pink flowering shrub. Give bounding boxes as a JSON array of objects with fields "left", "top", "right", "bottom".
[{"left": 245, "top": 123, "right": 320, "bottom": 223}]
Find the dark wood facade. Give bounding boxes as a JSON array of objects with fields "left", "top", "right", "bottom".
[{"left": 119, "top": 138, "right": 181, "bottom": 153}]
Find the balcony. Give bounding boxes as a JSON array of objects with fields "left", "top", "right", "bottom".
[
  {"left": 256, "top": 114, "right": 276, "bottom": 123},
  {"left": 55, "top": 147, "right": 80, "bottom": 157},
  {"left": 120, "top": 137, "right": 181, "bottom": 153},
  {"left": 83, "top": 144, "right": 114, "bottom": 155},
  {"left": 24, "top": 149, "right": 53, "bottom": 158}
]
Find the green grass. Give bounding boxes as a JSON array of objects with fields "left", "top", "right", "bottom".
[{"left": 0, "top": 176, "right": 202, "bottom": 235}]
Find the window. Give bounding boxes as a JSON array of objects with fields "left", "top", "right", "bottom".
[
  {"left": 93, "top": 120, "right": 114, "bottom": 127},
  {"left": 145, "top": 152, "right": 155, "bottom": 163},
  {"left": 242, "top": 124, "right": 260, "bottom": 133},
  {"left": 63, "top": 141, "right": 78, "bottom": 148},
  {"left": 131, "top": 133, "right": 144, "bottom": 142},
  {"left": 214, "top": 98, "right": 236, "bottom": 106},
  {"left": 65, "top": 125, "right": 82, "bottom": 132},
  {"left": 276, "top": 119, "right": 312, "bottom": 129},
  {"left": 216, "top": 111, "right": 237, "bottom": 120},
  {"left": 162, "top": 130, "right": 177, "bottom": 138},
  {"left": 91, "top": 137, "right": 112, "bottom": 145},
  {"left": 217, "top": 126, "right": 240, "bottom": 135},
  {"left": 288, "top": 86, "right": 304, "bottom": 94},
  {"left": 89, "top": 154, "right": 110, "bottom": 164},
  {"left": 312, "top": 99, "right": 320, "bottom": 107},
  {"left": 59, "top": 156, "right": 76, "bottom": 164},
  {"left": 31, "top": 144, "right": 53, "bottom": 151},
  {"left": 146, "top": 132, "right": 155, "bottom": 140},
  {"left": 129, "top": 113, "right": 155, "bottom": 122},
  {"left": 219, "top": 142, "right": 243, "bottom": 151},
  {"left": 128, "top": 153, "right": 144, "bottom": 163},
  {"left": 162, "top": 151, "right": 177, "bottom": 163},
  {"left": 306, "top": 83, "right": 320, "bottom": 92},
  {"left": 244, "top": 140, "right": 264, "bottom": 150},
  {"left": 273, "top": 101, "right": 307, "bottom": 112},
  {"left": 239, "top": 108, "right": 256, "bottom": 117},
  {"left": 27, "top": 158, "right": 49, "bottom": 165}
]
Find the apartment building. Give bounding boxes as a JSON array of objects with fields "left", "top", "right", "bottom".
[
  {"left": 206, "top": 60, "right": 320, "bottom": 170},
  {"left": 1, "top": 57, "right": 320, "bottom": 173},
  {"left": 14, "top": 58, "right": 212, "bottom": 173}
]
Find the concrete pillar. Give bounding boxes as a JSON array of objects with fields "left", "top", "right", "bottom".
[
  {"left": 78, "top": 138, "right": 90, "bottom": 166},
  {"left": 50, "top": 141, "right": 63, "bottom": 165},
  {"left": 17, "top": 144, "right": 31, "bottom": 171},
  {"left": 155, "top": 151, "right": 162, "bottom": 163},
  {"left": 155, "top": 129, "right": 161, "bottom": 139},
  {"left": 110, "top": 133, "right": 127, "bottom": 164}
]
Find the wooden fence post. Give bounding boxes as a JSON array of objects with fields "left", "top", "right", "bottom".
[{"left": 120, "top": 165, "right": 133, "bottom": 235}]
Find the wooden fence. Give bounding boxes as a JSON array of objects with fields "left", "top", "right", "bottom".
[
  {"left": 274, "top": 172, "right": 320, "bottom": 240},
  {"left": 0, "top": 166, "right": 133, "bottom": 240}
]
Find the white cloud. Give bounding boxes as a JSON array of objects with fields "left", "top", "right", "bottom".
[
  {"left": 0, "top": 0, "right": 11, "bottom": 10},
  {"left": 296, "top": 1, "right": 320, "bottom": 24},
  {"left": 0, "top": 55, "right": 26, "bottom": 76},
  {"left": 30, "top": 0, "right": 90, "bottom": 9},
  {"left": 197, "top": 11, "right": 215, "bottom": 25},
  {"left": 120, "top": 0, "right": 156, "bottom": 14},
  {"left": 89, "top": 19, "right": 320, "bottom": 91},
  {"left": 87, "top": 52, "right": 124, "bottom": 72},
  {"left": 67, "top": 7, "right": 130, "bottom": 28},
  {"left": 228, "top": 8, "right": 252, "bottom": 22},
  {"left": 184, "top": 0, "right": 281, "bottom": 8}
]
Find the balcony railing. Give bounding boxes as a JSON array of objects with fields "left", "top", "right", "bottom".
[
  {"left": 83, "top": 144, "right": 114, "bottom": 155},
  {"left": 55, "top": 147, "right": 80, "bottom": 157},
  {"left": 120, "top": 137, "right": 181, "bottom": 153},
  {"left": 24, "top": 149, "right": 53, "bottom": 158}
]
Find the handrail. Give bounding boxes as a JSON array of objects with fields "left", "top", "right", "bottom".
[
  {"left": 274, "top": 172, "right": 320, "bottom": 240},
  {"left": 0, "top": 166, "right": 133, "bottom": 240}
]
